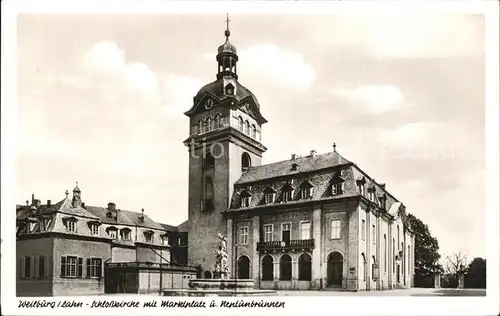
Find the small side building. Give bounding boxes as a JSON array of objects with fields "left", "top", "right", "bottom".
[{"left": 16, "top": 184, "right": 196, "bottom": 296}]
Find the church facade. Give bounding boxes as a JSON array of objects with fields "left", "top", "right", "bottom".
[{"left": 184, "top": 23, "right": 415, "bottom": 291}]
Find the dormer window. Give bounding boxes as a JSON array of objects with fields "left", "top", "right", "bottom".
[
  {"left": 281, "top": 183, "right": 295, "bottom": 203},
  {"left": 369, "top": 191, "right": 375, "bottom": 202},
  {"left": 240, "top": 190, "right": 252, "bottom": 208},
  {"left": 252, "top": 125, "right": 256, "bottom": 138},
  {"left": 331, "top": 183, "right": 344, "bottom": 195},
  {"left": 161, "top": 234, "right": 169, "bottom": 245},
  {"left": 106, "top": 227, "right": 118, "bottom": 239},
  {"left": 90, "top": 224, "right": 99, "bottom": 235},
  {"left": 238, "top": 116, "right": 244, "bottom": 132},
  {"left": 378, "top": 194, "right": 387, "bottom": 209},
  {"left": 291, "top": 163, "right": 299, "bottom": 171},
  {"left": 144, "top": 231, "right": 155, "bottom": 243},
  {"left": 62, "top": 217, "right": 78, "bottom": 233},
  {"left": 40, "top": 217, "right": 52, "bottom": 232},
  {"left": 17, "top": 223, "right": 27, "bottom": 235},
  {"left": 263, "top": 187, "right": 276, "bottom": 204},
  {"left": 214, "top": 114, "right": 222, "bottom": 129},
  {"left": 120, "top": 228, "right": 131, "bottom": 241},
  {"left": 356, "top": 177, "right": 366, "bottom": 196},
  {"left": 245, "top": 120, "right": 250, "bottom": 135},
  {"left": 225, "top": 83, "right": 234, "bottom": 95},
  {"left": 300, "top": 181, "right": 314, "bottom": 200}
]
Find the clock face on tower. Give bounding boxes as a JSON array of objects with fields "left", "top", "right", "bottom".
[{"left": 204, "top": 98, "right": 215, "bottom": 110}]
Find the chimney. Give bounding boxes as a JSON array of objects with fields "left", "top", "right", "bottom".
[
  {"left": 26, "top": 200, "right": 29, "bottom": 206},
  {"left": 81, "top": 202, "right": 85, "bottom": 208},
  {"left": 291, "top": 154, "right": 298, "bottom": 160},
  {"left": 31, "top": 193, "right": 35, "bottom": 204},
  {"left": 380, "top": 183, "right": 386, "bottom": 190},
  {"left": 47, "top": 200, "right": 51, "bottom": 207},
  {"left": 309, "top": 150, "right": 317, "bottom": 157}
]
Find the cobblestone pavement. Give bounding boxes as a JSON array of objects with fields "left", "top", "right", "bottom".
[{"left": 276, "top": 288, "right": 486, "bottom": 296}]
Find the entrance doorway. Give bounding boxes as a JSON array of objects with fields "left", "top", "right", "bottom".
[
  {"left": 237, "top": 256, "right": 250, "bottom": 279},
  {"left": 327, "top": 252, "right": 343, "bottom": 287}
]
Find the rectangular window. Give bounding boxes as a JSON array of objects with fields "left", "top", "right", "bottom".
[
  {"left": 331, "top": 183, "right": 343, "bottom": 195},
  {"left": 301, "top": 188, "right": 313, "bottom": 199},
  {"left": 91, "top": 224, "right": 99, "bottom": 235},
  {"left": 264, "top": 224, "right": 274, "bottom": 242},
  {"left": 282, "top": 191, "right": 293, "bottom": 202},
  {"left": 372, "top": 224, "right": 376, "bottom": 244},
  {"left": 39, "top": 218, "right": 51, "bottom": 232},
  {"left": 86, "top": 258, "right": 102, "bottom": 278},
  {"left": 358, "top": 184, "right": 365, "bottom": 196},
  {"left": 330, "top": 219, "right": 341, "bottom": 239},
  {"left": 369, "top": 192, "right": 374, "bottom": 202},
  {"left": 264, "top": 193, "right": 275, "bottom": 204},
  {"left": 61, "top": 256, "right": 78, "bottom": 278},
  {"left": 361, "top": 219, "right": 366, "bottom": 240},
  {"left": 241, "top": 196, "right": 251, "bottom": 207},
  {"left": 300, "top": 221, "right": 311, "bottom": 240},
  {"left": 160, "top": 235, "right": 168, "bottom": 245},
  {"left": 24, "top": 256, "right": 31, "bottom": 278},
  {"left": 66, "top": 221, "right": 76, "bottom": 232},
  {"left": 239, "top": 227, "right": 249, "bottom": 245},
  {"left": 281, "top": 223, "right": 291, "bottom": 242}
]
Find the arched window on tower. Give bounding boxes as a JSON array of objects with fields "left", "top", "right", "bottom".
[
  {"left": 245, "top": 120, "right": 250, "bottom": 135},
  {"left": 198, "top": 120, "right": 203, "bottom": 134},
  {"left": 206, "top": 117, "right": 212, "bottom": 132},
  {"left": 252, "top": 124, "right": 256, "bottom": 138},
  {"left": 238, "top": 116, "right": 244, "bottom": 132},
  {"left": 214, "top": 114, "right": 221, "bottom": 129},
  {"left": 241, "top": 153, "right": 251, "bottom": 172},
  {"left": 202, "top": 119, "right": 207, "bottom": 134}
]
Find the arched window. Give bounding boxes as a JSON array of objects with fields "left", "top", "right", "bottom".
[
  {"left": 241, "top": 153, "right": 251, "bottom": 172},
  {"left": 245, "top": 120, "right": 250, "bottom": 135},
  {"left": 204, "top": 271, "right": 212, "bottom": 279},
  {"left": 372, "top": 256, "right": 376, "bottom": 280},
  {"left": 198, "top": 120, "right": 203, "bottom": 134},
  {"left": 397, "top": 225, "right": 400, "bottom": 247},
  {"left": 384, "top": 234, "right": 387, "bottom": 272},
  {"left": 238, "top": 116, "right": 244, "bottom": 131},
  {"left": 214, "top": 114, "right": 221, "bottom": 129},
  {"left": 393, "top": 238, "right": 396, "bottom": 271},
  {"left": 206, "top": 117, "right": 213, "bottom": 132},
  {"left": 298, "top": 254, "right": 312, "bottom": 281},
  {"left": 204, "top": 153, "right": 215, "bottom": 169},
  {"left": 237, "top": 256, "right": 250, "bottom": 279},
  {"left": 225, "top": 83, "right": 234, "bottom": 95},
  {"left": 262, "top": 255, "right": 274, "bottom": 281},
  {"left": 252, "top": 124, "right": 256, "bottom": 138},
  {"left": 202, "top": 119, "right": 207, "bottom": 134},
  {"left": 361, "top": 253, "right": 366, "bottom": 281},
  {"left": 279, "top": 254, "right": 292, "bottom": 281}
]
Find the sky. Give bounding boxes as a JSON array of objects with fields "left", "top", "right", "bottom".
[{"left": 15, "top": 13, "right": 485, "bottom": 261}]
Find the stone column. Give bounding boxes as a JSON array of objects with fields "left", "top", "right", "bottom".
[
  {"left": 226, "top": 218, "right": 233, "bottom": 278},
  {"left": 274, "top": 260, "right": 279, "bottom": 287},
  {"left": 292, "top": 259, "right": 298, "bottom": 286},
  {"left": 434, "top": 273, "right": 441, "bottom": 288},
  {"left": 311, "top": 206, "right": 322, "bottom": 289},
  {"left": 252, "top": 216, "right": 260, "bottom": 288}
]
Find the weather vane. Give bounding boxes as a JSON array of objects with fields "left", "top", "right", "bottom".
[{"left": 225, "top": 13, "right": 231, "bottom": 39}]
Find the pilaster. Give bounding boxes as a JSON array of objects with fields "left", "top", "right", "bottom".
[
  {"left": 252, "top": 216, "right": 260, "bottom": 288},
  {"left": 226, "top": 218, "right": 234, "bottom": 278},
  {"left": 311, "top": 206, "right": 322, "bottom": 289}
]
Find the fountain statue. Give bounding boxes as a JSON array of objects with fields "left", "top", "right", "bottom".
[
  {"left": 162, "top": 232, "right": 276, "bottom": 296},
  {"left": 213, "top": 233, "right": 229, "bottom": 279}
]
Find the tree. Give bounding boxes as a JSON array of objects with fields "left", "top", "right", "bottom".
[
  {"left": 465, "top": 257, "right": 486, "bottom": 288},
  {"left": 407, "top": 213, "right": 443, "bottom": 287},
  {"left": 441, "top": 251, "right": 468, "bottom": 288}
]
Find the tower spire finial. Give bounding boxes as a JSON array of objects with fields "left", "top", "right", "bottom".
[{"left": 225, "top": 13, "right": 231, "bottom": 40}]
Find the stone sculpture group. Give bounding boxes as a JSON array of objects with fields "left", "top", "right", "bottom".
[{"left": 213, "top": 233, "right": 229, "bottom": 279}]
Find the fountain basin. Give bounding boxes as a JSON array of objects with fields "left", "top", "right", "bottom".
[{"left": 162, "top": 278, "right": 277, "bottom": 297}]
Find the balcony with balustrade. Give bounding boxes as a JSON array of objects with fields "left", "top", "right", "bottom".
[{"left": 256, "top": 239, "right": 315, "bottom": 253}]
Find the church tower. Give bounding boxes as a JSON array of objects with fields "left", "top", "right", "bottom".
[{"left": 183, "top": 15, "right": 267, "bottom": 275}]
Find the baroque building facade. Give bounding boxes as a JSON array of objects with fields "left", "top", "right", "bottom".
[
  {"left": 16, "top": 185, "right": 194, "bottom": 296},
  {"left": 184, "top": 23, "right": 415, "bottom": 291}
]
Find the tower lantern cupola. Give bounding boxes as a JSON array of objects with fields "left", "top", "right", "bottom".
[{"left": 216, "top": 14, "right": 238, "bottom": 80}]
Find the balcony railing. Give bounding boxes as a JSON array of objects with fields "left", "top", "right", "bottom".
[
  {"left": 105, "top": 262, "right": 197, "bottom": 272},
  {"left": 256, "top": 239, "right": 315, "bottom": 252}
]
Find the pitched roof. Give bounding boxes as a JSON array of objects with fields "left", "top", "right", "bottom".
[
  {"left": 237, "top": 151, "right": 351, "bottom": 184},
  {"left": 160, "top": 223, "right": 178, "bottom": 232}
]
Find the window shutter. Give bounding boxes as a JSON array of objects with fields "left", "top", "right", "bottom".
[
  {"left": 30, "top": 256, "right": 35, "bottom": 278},
  {"left": 77, "top": 258, "right": 83, "bottom": 278},
  {"left": 86, "top": 259, "right": 91, "bottom": 278},
  {"left": 34, "top": 256, "right": 39, "bottom": 278},
  {"left": 61, "top": 256, "right": 66, "bottom": 277},
  {"left": 20, "top": 258, "right": 25, "bottom": 279}
]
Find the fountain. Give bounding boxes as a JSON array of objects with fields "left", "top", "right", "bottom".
[{"left": 162, "top": 233, "right": 276, "bottom": 296}]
